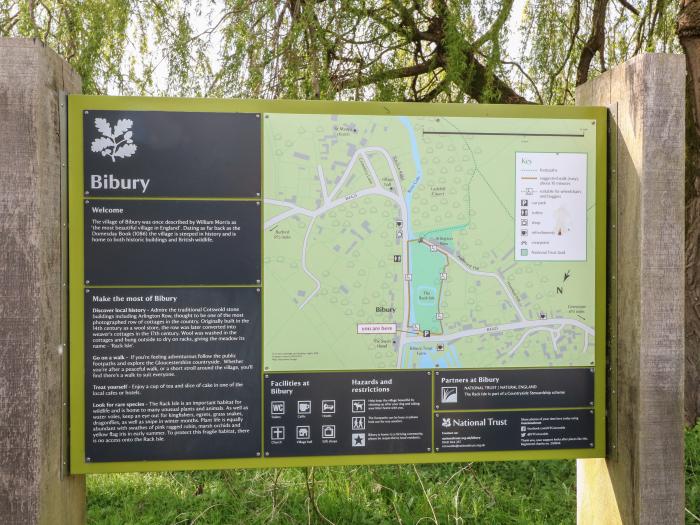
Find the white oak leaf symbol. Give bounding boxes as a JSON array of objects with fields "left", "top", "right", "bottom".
[
  {"left": 90, "top": 118, "right": 137, "bottom": 162},
  {"left": 114, "top": 143, "right": 137, "bottom": 159},
  {"left": 90, "top": 137, "right": 113, "bottom": 153},
  {"left": 113, "top": 119, "right": 133, "bottom": 138},
  {"left": 94, "top": 118, "right": 112, "bottom": 137}
]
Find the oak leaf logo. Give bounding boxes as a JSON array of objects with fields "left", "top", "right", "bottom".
[{"left": 90, "top": 118, "right": 137, "bottom": 162}]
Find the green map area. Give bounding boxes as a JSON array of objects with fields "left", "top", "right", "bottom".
[{"left": 263, "top": 113, "right": 597, "bottom": 371}]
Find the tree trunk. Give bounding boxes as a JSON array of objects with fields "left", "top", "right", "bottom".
[{"left": 678, "top": 0, "right": 700, "bottom": 426}]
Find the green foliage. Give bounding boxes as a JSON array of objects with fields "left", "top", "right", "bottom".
[
  {"left": 85, "top": 423, "right": 700, "bottom": 524},
  {"left": 688, "top": 424, "right": 700, "bottom": 523},
  {"left": 1, "top": 0, "right": 681, "bottom": 102},
  {"left": 87, "top": 461, "right": 578, "bottom": 524}
]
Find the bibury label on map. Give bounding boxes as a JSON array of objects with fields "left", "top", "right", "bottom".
[
  {"left": 263, "top": 114, "right": 596, "bottom": 372},
  {"left": 69, "top": 97, "right": 604, "bottom": 472}
]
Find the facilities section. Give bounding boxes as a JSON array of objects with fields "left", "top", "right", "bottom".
[
  {"left": 85, "top": 287, "right": 261, "bottom": 462},
  {"left": 434, "top": 368, "right": 593, "bottom": 410},
  {"left": 435, "top": 409, "right": 594, "bottom": 452},
  {"left": 83, "top": 110, "right": 260, "bottom": 198},
  {"left": 264, "top": 371, "right": 431, "bottom": 456},
  {"left": 84, "top": 199, "right": 261, "bottom": 285}
]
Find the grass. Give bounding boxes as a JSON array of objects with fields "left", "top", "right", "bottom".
[
  {"left": 87, "top": 425, "right": 700, "bottom": 525},
  {"left": 688, "top": 424, "right": 700, "bottom": 524}
]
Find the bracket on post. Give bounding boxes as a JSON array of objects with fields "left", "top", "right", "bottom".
[
  {"left": 59, "top": 91, "right": 70, "bottom": 478},
  {"left": 606, "top": 102, "right": 619, "bottom": 460}
]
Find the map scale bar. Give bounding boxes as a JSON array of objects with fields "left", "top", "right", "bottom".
[{"left": 423, "top": 131, "right": 585, "bottom": 137}]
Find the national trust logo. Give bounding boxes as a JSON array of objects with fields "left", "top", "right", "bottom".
[{"left": 90, "top": 118, "right": 137, "bottom": 162}]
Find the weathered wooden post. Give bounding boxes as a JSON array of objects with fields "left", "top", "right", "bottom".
[
  {"left": 576, "top": 53, "right": 686, "bottom": 524},
  {"left": 0, "top": 38, "right": 85, "bottom": 524}
]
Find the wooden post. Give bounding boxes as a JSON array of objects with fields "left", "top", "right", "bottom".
[
  {"left": 575, "top": 54, "right": 686, "bottom": 524},
  {"left": 0, "top": 38, "right": 84, "bottom": 524}
]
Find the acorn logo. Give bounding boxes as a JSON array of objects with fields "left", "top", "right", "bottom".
[{"left": 90, "top": 118, "right": 137, "bottom": 162}]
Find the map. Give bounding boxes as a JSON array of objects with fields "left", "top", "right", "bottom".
[{"left": 263, "top": 113, "right": 597, "bottom": 371}]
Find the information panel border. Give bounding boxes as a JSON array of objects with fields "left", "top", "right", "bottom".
[{"left": 68, "top": 95, "right": 607, "bottom": 473}]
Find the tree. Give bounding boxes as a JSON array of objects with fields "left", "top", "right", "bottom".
[
  {"left": 2, "top": 0, "right": 697, "bottom": 422},
  {"left": 0, "top": 1, "right": 680, "bottom": 102}
]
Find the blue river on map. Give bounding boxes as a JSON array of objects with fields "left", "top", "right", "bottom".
[
  {"left": 398, "top": 116, "right": 461, "bottom": 369},
  {"left": 398, "top": 116, "right": 422, "bottom": 328}
]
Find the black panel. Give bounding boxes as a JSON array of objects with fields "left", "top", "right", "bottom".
[
  {"left": 264, "top": 371, "right": 432, "bottom": 456},
  {"left": 434, "top": 409, "right": 594, "bottom": 452},
  {"left": 85, "top": 287, "right": 261, "bottom": 462},
  {"left": 434, "top": 368, "right": 594, "bottom": 410},
  {"left": 84, "top": 200, "right": 261, "bottom": 285},
  {"left": 83, "top": 111, "right": 260, "bottom": 198}
]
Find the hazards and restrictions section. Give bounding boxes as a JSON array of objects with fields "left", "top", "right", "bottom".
[
  {"left": 434, "top": 368, "right": 594, "bottom": 410},
  {"left": 84, "top": 200, "right": 261, "bottom": 286},
  {"left": 435, "top": 410, "right": 594, "bottom": 452},
  {"left": 85, "top": 287, "right": 261, "bottom": 462},
  {"left": 264, "top": 371, "right": 432, "bottom": 456}
]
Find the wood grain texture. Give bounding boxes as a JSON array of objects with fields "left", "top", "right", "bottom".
[
  {"left": 0, "top": 38, "right": 84, "bottom": 525},
  {"left": 576, "top": 53, "right": 685, "bottom": 525}
]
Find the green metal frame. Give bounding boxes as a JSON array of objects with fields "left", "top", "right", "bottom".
[{"left": 68, "top": 95, "right": 607, "bottom": 474}]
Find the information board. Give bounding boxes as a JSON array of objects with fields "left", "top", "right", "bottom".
[{"left": 68, "top": 97, "right": 606, "bottom": 473}]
